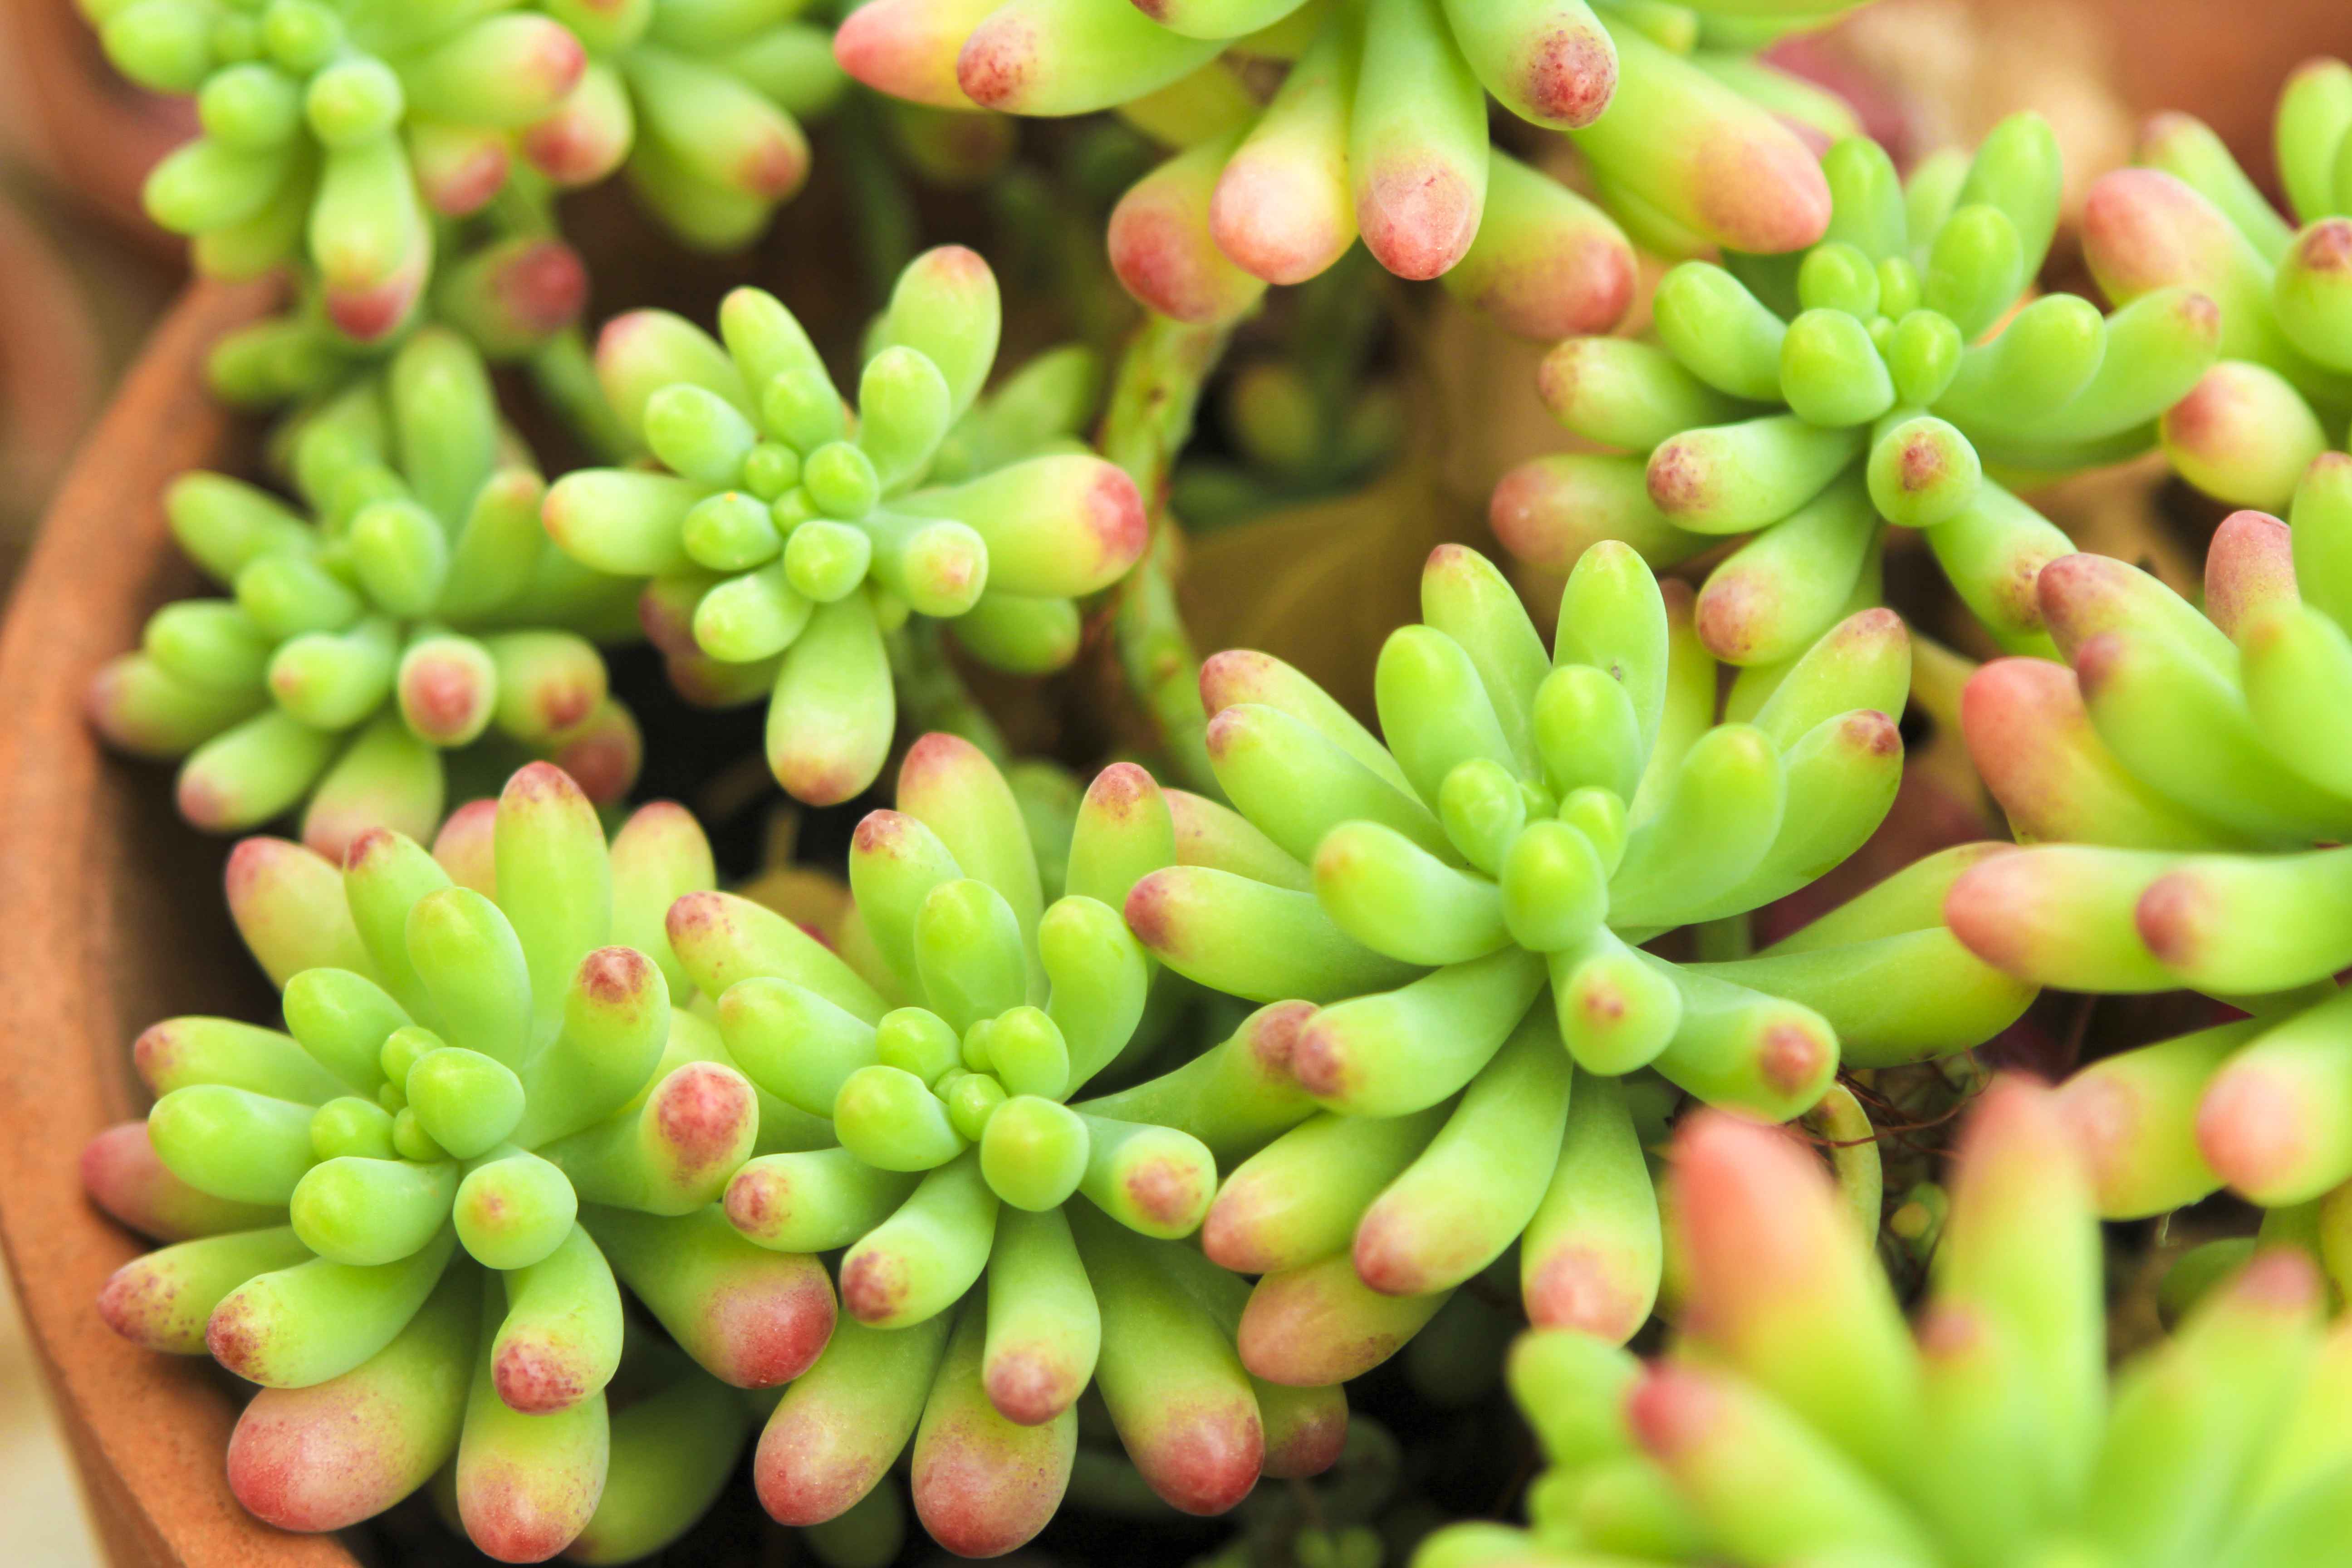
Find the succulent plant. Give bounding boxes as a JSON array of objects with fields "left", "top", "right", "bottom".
[
  {"left": 82, "top": 764, "right": 833, "bottom": 1557},
  {"left": 1943, "top": 485, "right": 2352, "bottom": 1235},
  {"left": 833, "top": 0, "right": 1871, "bottom": 332},
  {"left": 1126, "top": 540, "right": 2030, "bottom": 1376},
  {"left": 544, "top": 245, "right": 1147, "bottom": 804},
  {"left": 1419, "top": 1079, "right": 2352, "bottom": 1568},
  {"left": 1495, "top": 113, "right": 2224, "bottom": 670},
  {"left": 86, "top": 328, "right": 644, "bottom": 859},
  {"left": 2081, "top": 61, "right": 2352, "bottom": 510},
  {"left": 87, "top": 329, "right": 649, "bottom": 860},
  {"left": 87, "top": 0, "right": 844, "bottom": 339},
  {"left": 671, "top": 731, "right": 1350, "bottom": 1548}
]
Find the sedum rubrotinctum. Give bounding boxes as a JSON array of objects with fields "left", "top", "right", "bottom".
[
  {"left": 85, "top": 326, "right": 643, "bottom": 863},
  {"left": 834, "top": 0, "right": 1871, "bottom": 333},
  {"left": 90, "top": 0, "right": 844, "bottom": 338},
  {"left": 543, "top": 245, "right": 1150, "bottom": 805},
  {"left": 2076, "top": 59, "right": 2352, "bottom": 513},
  {"left": 671, "top": 732, "right": 1349, "bottom": 1552},
  {"left": 1416, "top": 1078, "right": 2352, "bottom": 1568},
  {"left": 543, "top": 245, "right": 1147, "bottom": 808},
  {"left": 1941, "top": 483, "right": 2352, "bottom": 1254},
  {"left": 1497, "top": 114, "right": 2225, "bottom": 670},
  {"left": 80, "top": 763, "right": 836, "bottom": 1560},
  {"left": 1127, "top": 541, "right": 2031, "bottom": 1377}
]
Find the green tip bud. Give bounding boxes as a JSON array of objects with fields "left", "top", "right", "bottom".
[
  {"left": 947, "top": 1070, "right": 1009, "bottom": 1144},
  {"left": 877, "top": 1008, "right": 964, "bottom": 1088},
  {"left": 837, "top": 1063, "right": 969, "bottom": 1171},
  {"left": 647, "top": 383, "right": 759, "bottom": 488},
  {"left": 1869, "top": 415, "right": 1982, "bottom": 527},
  {"left": 261, "top": 0, "right": 342, "bottom": 74},
  {"left": 803, "top": 441, "right": 882, "bottom": 521},
  {"left": 1501, "top": 819, "right": 1608, "bottom": 954},
  {"left": 1780, "top": 309, "right": 1896, "bottom": 428},
  {"left": 405, "top": 1047, "right": 525, "bottom": 1161},
  {"left": 199, "top": 63, "right": 304, "bottom": 151},
  {"left": 1438, "top": 758, "right": 1527, "bottom": 878},
  {"left": 455, "top": 1150, "right": 578, "bottom": 1270},
  {"left": 1797, "top": 241, "right": 1881, "bottom": 317},
  {"left": 311, "top": 1097, "right": 399, "bottom": 1161},
  {"left": 980, "top": 1095, "right": 1088, "bottom": 1210},
  {"left": 305, "top": 57, "right": 404, "bottom": 148}
]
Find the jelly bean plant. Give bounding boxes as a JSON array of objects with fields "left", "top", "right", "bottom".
[{"left": 60, "top": 4, "right": 2352, "bottom": 1566}]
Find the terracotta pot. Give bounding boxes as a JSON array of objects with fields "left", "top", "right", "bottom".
[
  {"left": 0, "top": 277, "right": 356, "bottom": 1568},
  {"left": 0, "top": 0, "right": 195, "bottom": 258}
]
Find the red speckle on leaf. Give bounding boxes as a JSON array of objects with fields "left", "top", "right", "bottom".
[
  {"left": 497, "top": 241, "right": 587, "bottom": 333},
  {"left": 326, "top": 278, "right": 419, "bottom": 345},
  {"left": 495, "top": 1340, "right": 588, "bottom": 1416},
  {"left": 898, "top": 731, "right": 982, "bottom": 797},
  {"left": 206, "top": 1296, "right": 262, "bottom": 1377},
  {"left": 176, "top": 770, "right": 229, "bottom": 830},
  {"left": 2236, "top": 1246, "right": 2323, "bottom": 1309},
  {"left": 1124, "top": 1156, "right": 1205, "bottom": 1231},
  {"left": 420, "top": 143, "right": 508, "bottom": 217},
  {"left": 1260, "top": 1396, "right": 1345, "bottom": 1479},
  {"left": 1088, "top": 464, "right": 1149, "bottom": 573},
  {"left": 1695, "top": 574, "right": 1768, "bottom": 663},
  {"left": 702, "top": 1268, "right": 837, "bottom": 1386},
  {"left": 505, "top": 760, "right": 574, "bottom": 806},
  {"left": 1084, "top": 762, "right": 1158, "bottom": 825},
  {"left": 911, "top": 1411, "right": 1067, "bottom": 1557},
  {"left": 840, "top": 1248, "right": 907, "bottom": 1324},
  {"left": 1645, "top": 439, "right": 1708, "bottom": 514},
  {"left": 1627, "top": 1364, "right": 1719, "bottom": 1463},
  {"left": 654, "top": 1063, "right": 755, "bottom": 1176},
  {"left": 1757, "top": 1023, "right": 1826, "bottom": 1098},
  {"left": 578, "top": 946, "right": 652, "bottom": 1008},
  {"left": 2197, "top": 1069, "right": 2304, "bottom": 1196},
  {"left": 956, "top": 22, "right": 1036, "bottom": 110},
  {"left": 985, "top": 1348, "right": 1073, "bottom": 1427},
  {"left": 1133, "top": 1398, "right": 1263, "bottom": 1516},
  {"left": 735, "top": 133, "right": 806, "bottom": 201},
  {"left": 1687, "top": 122, "right": 1832, "bottom": 254},
  {"left": 1122, "top": 873, "right": 1179, "bottom": 955},
  {"left": 1110, "top": 196, "right": 1247, "bottom": 325},
  {"left": 1526, "top": 1245, "right": 1647, "bottom": 1340},
  {"left": 403, "top": 657, "right": 485, "bottom": 740},
  {"left": 1523, "top": 24, "right": 1616, "bottom": 126},
  {"left": 460, "top": 1456, "right": 599, "bottom": 1563},
  {"left": 521, "top": 109, "right": 623, "bottom": 186},
  {"left": 229, "top": 1382, "right": 408, "bottom": 1532},
  {"left": 1288, "top": 1022, "right": 1346, "bottom": 1101},
  {"left": 1209, "top": 158, "right": 1351, "bottom": 287},
  {"left": 1356, "top": 161, "right": 1477, "bottom": 281},
  {"left": 1244, "top": 1001, "right": 1313, "bottom": 1079},
  {"left": 1348, "top": 1210, "right": 1421, "bottom": 1298},
  {"left": 97, "top": 1260, "right": 180, "bottom": 1347}
]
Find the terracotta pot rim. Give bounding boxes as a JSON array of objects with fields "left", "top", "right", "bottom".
[{"left": 0, "top": 276, "right": 358, "bottom": 1568}]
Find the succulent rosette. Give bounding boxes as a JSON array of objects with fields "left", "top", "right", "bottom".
[
  {"left": 87, "top": 328, "right": 644, "bottom": 860},
  {"left": 203, "top": 221, "right": 594, "bottom": 413},
  {"left": 833, "top": 0, "right": 1871, "bottom": 334},
  {"left": 2080, "top": 60, "right": 2352, "bottom": 511},
  {"left": 668, "top": 731, "right": 1349, "bottom": 1549},
  {"left": 87, "top": 0, "right": 844, "bottom": 339},
  {"left": 543, "top": 245, "right": 1148, "bottom": 804},
  {"left": 1942, "top": 485, "right": 2352, "bottom": 1240},
  {"left": 1132, "top": 541, "right": 2030, "bottom": 1372},
  {"left": 80, "top": 763, "right": 834, "bottom": 1558},
  {"left": 530, "top": 0, "right": 848, "bottom": 252},
  {"left": 1416, "top": 1078, "right": 2352, "bottom": 1568},
  {"left": 1496, "top": 113, "right": 2227, "bottom": 672}
]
